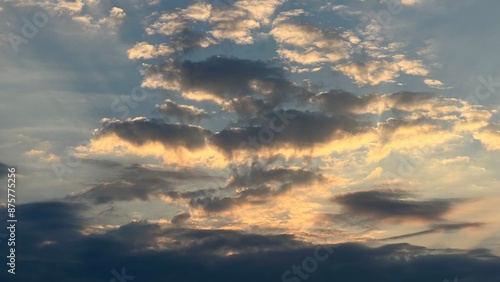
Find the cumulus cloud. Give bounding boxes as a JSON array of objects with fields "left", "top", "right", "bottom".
[
  {"left": 210, "top": 109, "right": 374, "bottom": 157},
  {"left": 140, "top": 56, "right": 302, "bottom": 115},
  {"left": 80, "top": 88, "right": 496, "bottom": 167},
  {"left": 96, "top": 117, "right": 211, "bottom": 150}
]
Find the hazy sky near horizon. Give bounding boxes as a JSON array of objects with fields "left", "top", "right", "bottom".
[{"left": 0, "top": 0, "right": 500, "bottom": 281}]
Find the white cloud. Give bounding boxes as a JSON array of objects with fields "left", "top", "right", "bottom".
[
  {"left": 393, "top": 55, "right": 429, "bottom": 76},
  {"left": 208, "top": 0, "right": 284, "bottom": 44},
  {"left": 332, "top": 60, "right": 400, "bottom": 86},
  {"left": 182, "top": 2, "right": 212, "bottom": 21},
  {"left": 424, "top": 79, "right": 451, "bottom": 89},
  {"left": 127, "top": 42, "right": 174, "bottom": 60},
  {"left": 271, "top": 21, "right": 352, "bottom": 65},
  {"left": 99, "top": 7, "right": 126, "bottom": 30},
  {"left": 146, "top": 13, "right": 186, "bottom": 36}
]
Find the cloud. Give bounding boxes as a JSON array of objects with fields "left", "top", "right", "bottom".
[
  {"left": 66, "top": 179, "right": 169, "bottom": 204},
  {"left": 181, "top": 2, "right": 212, "bottom": 21},
  {"left": 163, "top": 162, "right": 324, "bottom": 213},
  {"left": 4, "top": 201, "right": 87, "bottom": 250},
  {"left": 145, "top": 12, "right": 187, "bottom": 36},
  {"left": 65, "top": 163, "right": 211, "bottom": 204},
  {"left": 393, "top": 55, "right": 429, "bottom": 76},
  {"left": 80, "top": 90, "right": 495, "bottom": 167},
  {"left": 140, "top": 56, "right": 301, "bottom": 115},
  {"left": 127, "top": 42, "right": 175, "bottom": 60},
  {"left": 333, "top": 56, "right": 429, "bottom": 86},
  {"left": 145, "top": 2, "right": 213, "bottom": 36},
  {"left": 155, "top": 99, "right": 209, "bottom": 123},
  {"left": 271, "top": 19, "right": 352, "bottom": 65},
  {"left": 128, "top": 32, "right": 215, "bottom": 60},
  {"left": 473, "top": 123, "right": 500, "bottom": 150},
  {"left": 226, "top": 162, "right": 323, "bottom": 189},
  {"left": 4, "top": 201, "right": 500, "bottom": 282},
  {"left": 209, "top": 0, "right": 284, "bottom": 44},
  {"left": 96, "top": 117, "right": 211, "bottom": 150},
  {"left": 311, "top": 90, "right": 438, "bottom": 115},
  {"left": 332, "top": 189, "right": 463, "bottom": 222},
  {"left": 424, "top": 78, "right": 447, "bottom": 88},
  {"left": 100, "top": 7, "right": 126, "bottom": 30},
  {"left": 169, "top": 29, "right": 216, "bottom": 54},
  {"left": 171, "top": 212, "right": 191, "bottom": 225},
  {"left": 381, "top": 222, "right": 486, "bottom": 241},
  {"left": 332, "top": 60, "right": 400, "bottom": 86},
  {"left": 143, "top": 1, "right": 284, "bottom": 45},
  {"left": 210, "top": 109, "right": 374, "bottom": 157}
]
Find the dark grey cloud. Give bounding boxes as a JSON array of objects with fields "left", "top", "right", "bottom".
[
  {"left": 3, "top": 201, "right": 500, "bottom": 282},
  {"left": 165, "top": 162, "right": 324, "bottom": 212},
  {"left": 388, "top": 91, "right": 437, "bottom": 106},
  {"left": 211, "top": 110, "right": 372, "bottom": 155},
  {"left": 226, "top": 161, "right": 323, "bottom": 189},
  {"left": 96, "top": 110, "right": 371, "bottom": 158},
  {"left": 171, "top": 212, "right": 191, "bottom": 225},
  {"left": 379, "top": 115, "right": 451, "bottom": 135},
  {"left": 79, "top": 158, "right": 123, "bottom": 170},
  {"left": 162, "top": 228, "right": 306, "bottom": 255},
  {"left": 141, "top": 56, "right": 305, "bottom": 115},
  {"left": 187, "top": 185, "right": 275, "bottom": 212},
  {"left": 312, "top": 90, "right": 437, "bottom": 115},
  {"left": 155, "top": 99, "right": 209, "bottom": 123},
  {"left": 66, "top": 179, "right": 169, "bottom": 204},
  {"left": 97, "top": 118, "right": 211, "bottom": 150},
  {"left": 312, "top": 89, "right": 377, "bottom": 114},
  {"left": 66, "top": 164, "right": 212, "bottom": 204},
  {"left": 142, "top": 56, "right": 284, "bottom": 96},
  {"left": 0, "top": 201, "right": 87, "bottom": 253},
  {"left": 332, "top": 189, "right": 462, "bottom": 222},
  {"left": 381, "top": 222, "right": 486, "bottom": 241},
  {"left": 316, "top": 212, "right": 379, "bottom": 231}
]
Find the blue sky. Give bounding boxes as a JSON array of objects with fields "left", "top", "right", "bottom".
[{"left": 0, "top": 0, "right": 500, "bottom": 281}]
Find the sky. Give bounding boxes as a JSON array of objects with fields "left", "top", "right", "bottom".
[{"left": 0, "top": 0, "right": 500, "bottom": 281}]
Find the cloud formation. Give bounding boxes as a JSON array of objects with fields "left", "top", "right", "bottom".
[
  {"left": 332, "top": 189, "right": 463, "bottom": 222},
  {"left": 155, "top": 99, "right": 210, "bottom": 123},
  {"left": 140, "top": 56, "right": 301, "bottom": 116},
  {"left": 3, "top": 201, "right": 500, "bottom": 282}
]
